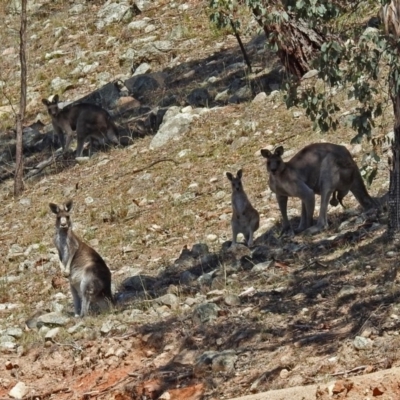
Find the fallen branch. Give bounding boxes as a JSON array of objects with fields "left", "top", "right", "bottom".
[
  {"left": 90, "top": 375, "right": 133, "bottom": 398},
  {"left": 329, "top": 365, "right": 368, "bottom": 377},
  {"left": 117, "top": 158, "right": 177, "bottom": 179},
  {"left": 25, "top": 152, "right": 65, "bottom": 179}
]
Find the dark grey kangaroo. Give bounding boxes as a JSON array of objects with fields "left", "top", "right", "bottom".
[
  {"left": 226, "top": 169, "right": 260, "bottom": 246},
  {"left": 49, "top": 200, "right": 113, "bottom": 317},
  {"left": 42, "top": 94, "right": 119, "bottom": 157},
  {"left": 261, "top": 143, "right": 382, "bottom": 235}
]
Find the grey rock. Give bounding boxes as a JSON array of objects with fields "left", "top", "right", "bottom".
[
  {"left": 194, "top": 351, "right": 218, "bottom": 376},
  {"left": 69, "top": 4, "right": 85, "bottom": 15},
  {"left": 187, "top": 88, "right": 211, "bottom": 107},
  {"left": 292, "top": 111, "right": 303, "bottom": 118},
  {"left": 198, "top": 273, "right": 213, "bottom": 289},
  {"left": 302, "top": 69, "right": 319, "bottom": 79},
  {"left": 214, "top": 190, "right": 226, "bottom": 200},
  {"left": 150, "top": 110, "right": 196, "bottom": 149},
  {"left": 19, "top": 197, "right": 31, "bottom": 207},
  {"left": 211, "top": 276, "right": 225, "bottom": 290},
  {"left": 124, "top": 72, "right": 166, "bottom": 101},
  {"left": 45, "top": 327, "right": 60, "bottom": 340},
  {"left": 215, "top": 89, "right": 229, "bottom": 102},
  {"left": 136, "top": 0, "right": 152, "bottom": 10},
  {"left": 5, "top": 328, "right": 23, "bottom": 339},
  {"left": 180, "top": 271, "right": 197, "bottom": 285},
  {"left": 194, "top": 350, "right": 237, "bottom": 376},
  {"left": 51, "top": 302, "right": 64, "bottom": 313},
  {"left": 212, "top": 350, "right": 237, "bottom": 373},
  {"left": 96, "top": 2, "right": 132, "bottom": 29},
  {"left": 191, "top": 243, "right": 209, "bottom": 257},
  {"left": 121, "top": 275, "right": 156, "bottom": 292},
  {"left": 127, "top": 203, "right": 140, "bottom": 217},
  {"left": 231, "top": 136, "right": 249, "bottom": 150},
  {"left": 37, "top": 312, "right": 70, "bottom": 326},
  {"left": 9, "top": 381, "right": 28, "bottom": 399},
  {"left": 137, "top": 40, "right": 174, "bottom": 61},
  {"left": 100, "top": 320, "right": 114, "bottom": 335},
  {"left": 353, "top": 335, "right": 373, "bottom": 350},
  {"left": 252, "top": 92, "right": 268, "bottom": 103},
  {"left": 224, "top": 294, "right": 241, "bottom": 306},
  {"left": 192, "top": 303, "right": 220, "bottom": 324},
  {"left": 337, "top": 285, "right": 356, "bottom": 298},
  {"left": 68, "top": 322, "right": 84, "bottom": 334},
  {"left": 252, "top": 260, "right": 272, "bottom": 272},
  {"left": 157, "top": 293, "right": 179, "bottom": 309},
  {"left": 51, "top": 77, "right": 73, "bottom": 93},
  {"left": 1, "top": 341, "right": 17, "bottom": 352},
  {"left": 312, "top": 278, "right": 329, "bottom": 291},
  {"left": 133, "top": 62, "right": 151, "bottom": 76},
  {"left": 128, "top": 20, "right": 148, "bottom": 30},
  {"left": 229, "top": 85, "right": 252, "bottom": 103},
  {"left": 9, "top": 244, "right": 24, "bottom": 254},
  {"left": 0, "top": 335, "right": 16, "bottom": 343}
]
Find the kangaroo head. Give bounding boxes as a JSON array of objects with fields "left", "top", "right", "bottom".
[
  {"left": 49, "top": 199, "right": 73, "bottom": 230},
  {"left": 226, "top": 169, "right": 244, "bottom": 192},
  {"left": 42, "top": 94, "right": 60, "bottom": 117},
  {"left": 261, "top": 146, "right": 285, "bottom": 175}
]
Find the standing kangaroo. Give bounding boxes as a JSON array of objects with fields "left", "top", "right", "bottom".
[
  {"left": 226, "top": 169, "right": 260, "bottom": 247},
  {"left": 261, "top": 143, "right": 381, "bottom": 235},
  {"left": 49, "top": 200, "right": 113, "bottom": 317},
  {"left": 42, "top": 95, "right": 119, "bottom": 157}
]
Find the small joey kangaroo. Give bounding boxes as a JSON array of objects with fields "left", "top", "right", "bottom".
[
  {"left": 226, "top": 169, "right": 260, "bottom": 247},
  {"left": 49, "top": 200, "right": 113, "bottom": 317},
  {"left": 42, "top": 94, "right": 119, "bottom": 157}
]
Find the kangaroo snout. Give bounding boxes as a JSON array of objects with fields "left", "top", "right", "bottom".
[{"left": 60, "top": 216, "right": 68, "bottom": 228}]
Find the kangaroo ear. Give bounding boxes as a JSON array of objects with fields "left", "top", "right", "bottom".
[
  {"left": 65, "top": 199, "right": 73, "bottom": 212},
  {"left": 260, "top": 149, "right": 272, "bottom": 158},
  {"left": 226, "top": 172, "right": 233, "bottom": 181},
  {"left": 42, "top": 99, "right": 50, "bottom": 106},
  {"left": 237, "top": 169, "right": 243, "bottom": 179},
  {"left": 49, "top": 203, "right": 59, "bottom": 214},
  {"left": 274, "top": 146, "right": 284, "bottom": 156},
  {"left": 53, "top": 94, "right": 59, "bottom": 103}
]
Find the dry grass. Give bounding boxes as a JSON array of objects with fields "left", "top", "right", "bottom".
[{"left": 1, "top": 0, "right": 400, "bottom": 398}]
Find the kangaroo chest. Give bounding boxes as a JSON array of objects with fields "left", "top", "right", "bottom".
[
  {"left": 232, "top": 195, "right": 250, "bottom": 214},
  {"left": 54, "top": 231, "right": 79, "bottom": 268}
]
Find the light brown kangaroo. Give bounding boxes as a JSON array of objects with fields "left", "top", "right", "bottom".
[
  {"left": 49, "top": 200, "right": 113, "bottom": 317},
  {"left": 42, "top": 95, "right": 119, "bottom": 157},
  {"left": 226, "top": 169, "right": 260, "bottom": 247},
  {"left": 261, "top": 143, "right": 382, "bottom": 235}
]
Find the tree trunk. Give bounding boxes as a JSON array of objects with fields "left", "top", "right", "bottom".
[
  {"left": 251, "top": 8, "right": 328, "bottom": 78},
  {"left": 14, "top": 0, "right": 27, "bottom": 197},
  {"left": 388, "top": 95, "right": 400, "bottom": 234}
]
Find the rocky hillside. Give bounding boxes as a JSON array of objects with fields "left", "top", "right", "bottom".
[{"left": 1, "top": 1, "right": 400, "bottom": 399}]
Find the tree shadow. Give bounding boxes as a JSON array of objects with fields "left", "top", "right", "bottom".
[{"left": 113, "top": 206, "right": 398, "bottom": 397}]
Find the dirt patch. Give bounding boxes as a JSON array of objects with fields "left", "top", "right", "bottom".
[{"left": 228, "top": 367, "right": 400, "bottom": 400}]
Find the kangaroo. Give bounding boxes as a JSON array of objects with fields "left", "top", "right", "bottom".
[
  {"left": 261, "top": 143, "right": 380, "bottom": 235},
  {"left": 42, "top": 94, "right": 119, "bottom": 157},
  {"left": 226, "top": 169, "right": 260, "bottom": 247},
  {"left": 49, "top": 200, "right": 113, "bottom": 317}
]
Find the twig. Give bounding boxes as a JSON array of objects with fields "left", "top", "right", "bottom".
[
  {"left": 25, "top": 152, "right": 64, "bottom": 179},
  {"left": 329, "top": 359, "right": 388, "bottom": 377},
  {"left": 91, "top": 375, "right": 133, "bottom": 398},
  {"left": 329, "top": 365, "right": 368, "bottom": 377},
  {"left": 117, "top": 158, "right": 177, "bottom": 179},
  {"left": 17, "top": 386, "right": 71, "bottom": 399},
  {"left": 52, "top": 340, "right": 83, "bottom": 352}
]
